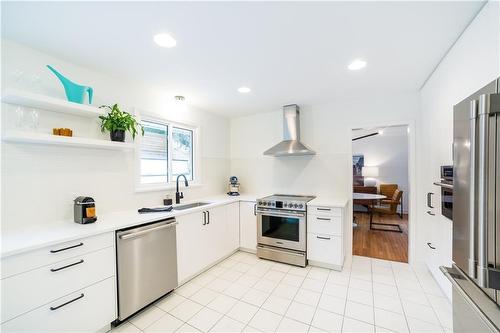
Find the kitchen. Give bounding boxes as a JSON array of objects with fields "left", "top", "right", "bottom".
[{"left": 1, "top": 1, "right": 499, "bottom": 333}]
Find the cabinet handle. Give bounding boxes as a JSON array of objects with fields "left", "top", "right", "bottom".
[
  {"left": 427, "top": 192, "right": 434, "bottom": 208},
  {"left": 50, "top": 242, "right": 83, "bottom": 253},
  {"left": 207, "top": 211, "right": 210, "bottom": 224},
  {"left": 50, "top": 259, "right": 84, "bottom": 272},
  {"left": 427, "top": 210, "right": 435, "bottom": 216},
  {"left": 50, "top": 293, "right": 84, "bottom": 311},
  {"left": 317, "top": 208, "right": 331, "bottom": 211},
  {"left": 254, "top": 204, "right": 257, "bottom": 216},
  {"left": 316, "top": 236, "right": 331, "bottom": 240},
  {"left": 317, "top": 217, "right": 331, "bottom": 221},
  {"left": 202, "top": 211, "right": 207, "bottom": 225},
  {"left": 427, "top": 242, "right": 436, "bottom": 250}
]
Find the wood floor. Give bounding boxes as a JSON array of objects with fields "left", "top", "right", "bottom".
[{"left": 352, "top": 211, "right": 408, "bottom": 263}]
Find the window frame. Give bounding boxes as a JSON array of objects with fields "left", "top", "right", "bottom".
[{"left": 135, "top": 113, "right": 201, "bottom": 192}]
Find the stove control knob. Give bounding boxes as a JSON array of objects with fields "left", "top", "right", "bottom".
[
  {"left": 258, "top": 201, "right": 262, "bottom": 205},
  {"left": 294, "top": 203, "right": 298, "bottom": 208},
  {"left": 298, "top": 204, "right": 304, "bottom": 209},
  {"left": 263, "top": 202, "right": 268, "bottom": 206}
]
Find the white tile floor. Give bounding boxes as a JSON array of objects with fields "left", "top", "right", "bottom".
[{"left": 112, "top": 252, "right": 452, "bottom": 333}]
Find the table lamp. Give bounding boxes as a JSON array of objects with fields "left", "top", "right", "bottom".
[{"left": 362, "top": 166, "right": 379, "bottom": 187}]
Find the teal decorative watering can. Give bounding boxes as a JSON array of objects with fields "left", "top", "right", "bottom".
[{"left": 46, "top": 65, "right": 93, "bottom": 104}]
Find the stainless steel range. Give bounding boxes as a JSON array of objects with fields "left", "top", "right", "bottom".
[{"left": 256, "top": 194, "right": 315, "bottom": 267}]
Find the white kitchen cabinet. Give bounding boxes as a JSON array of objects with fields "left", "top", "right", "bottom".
[
  {"left": 307, "top": 233, "right": 343, "bottom": 265},
  {"left": 205, "top": 205, "right": 229, "bottom": 264},
  {"left": 307, "top": 203, "right": 347, "bottom": 270},
  {"left": 176, "top": 210, "right": 208, "bottom": 282},
  {"left": 1, "top": 232, "right": 113, "bottom": 279},
  {"left": 0, "top": 233, "right": 116, "bottom": 332},
  {"left": 1, "top": 277, "right": 116, "bottom": 333},
  {"left": 225, "top": 202, "right": 240, "bottom": 254},
  {"left": 176, "top": 203, "right": 241, "bottom": 283},
  {"left": 2, "top": 247, "right": 114, "bottom": 323},
  {"left": 239, "top": 201, "right": 257, "bottom": 252}
]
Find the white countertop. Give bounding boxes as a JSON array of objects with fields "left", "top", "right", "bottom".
[
  {"left": 307, "top": 196, "right": 349, "bottom": 207},
  {"left": 1, "top": 193, "right": 348, "bottom": 258},
  {"left": 1, "top": 194, "right": 259, "bottom": 258}
]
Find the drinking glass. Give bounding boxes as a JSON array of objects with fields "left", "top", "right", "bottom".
[
  {"left": 29, "top": 109, "right": 39, "bottom": 130},
  {"left": 15, "top": 106, "right": 25, "bottom": 128}
]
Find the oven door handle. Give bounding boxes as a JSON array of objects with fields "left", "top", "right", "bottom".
[{"left": 256, "top": 209, "right": 305, "bottom": 218}]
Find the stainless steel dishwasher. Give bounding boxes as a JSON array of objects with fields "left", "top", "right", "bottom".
[{"left": 116, "top": 217, "right": 178, "bottom": 321}]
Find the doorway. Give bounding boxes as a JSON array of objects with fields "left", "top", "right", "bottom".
[{"left": 351, "top": 125, "right": 409, "bottom": 262}]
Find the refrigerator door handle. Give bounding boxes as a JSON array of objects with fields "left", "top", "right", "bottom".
[
  {"left": 468, "top": 99, "right": 477, "bottom": 279},
  {"left": 476, "top": 94, "right": 490, "bottom": 288}
]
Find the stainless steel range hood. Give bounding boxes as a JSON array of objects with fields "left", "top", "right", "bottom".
[{"left": 263, "top": 104, "right": 316, "bottom": 157}]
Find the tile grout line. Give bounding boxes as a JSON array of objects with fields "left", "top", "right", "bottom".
[
  {"left": 272, "top": 266, "right": 308, "bottom": 332},
  {"left": 303, "top": 267, "right": 330, "bottom": 332},
  {"left": 121, "top": 252, "right": 449, "bottom": 333},
  {"left": 391, "top": 262, "right": 411, "bottom": 333},
  {"left": 339, "top": 261, "right": 353, "bottom": 333},
  {"left": 370, "top": 258, "right": 376, "bottom": 331},
  {"left": 412, "top": 265, "right": 449, "bottom": 331},
  {"left": 241, "top": 260, "right": 294, "bottom": 332}
]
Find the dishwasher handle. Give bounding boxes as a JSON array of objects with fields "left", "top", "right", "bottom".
[{"left": 119, "top": 221, "right": 178, "bottom": 240}]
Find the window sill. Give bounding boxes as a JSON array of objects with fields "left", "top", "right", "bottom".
[{"left": 135, "top": 182, "right": 204, "bottom": 193}]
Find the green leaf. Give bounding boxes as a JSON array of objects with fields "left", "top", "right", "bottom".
[{"left": 98, "top": 104, "right": 144, "bottom": 140}]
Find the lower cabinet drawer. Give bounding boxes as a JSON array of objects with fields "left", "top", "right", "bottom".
[
  {"left": 1, "top": 232, "right": 114, "bottom": 279},
  {"left": 1, "top": 246, "right": 114, "bottom": 323},
  {"left": 307, "top": 233, "right": 342, "bottom": 265},
  {"left": 1, "top": 277, "right": 116, "bottom": 333},
  {"left": 307, "top": 215, "right": 342, "bottom": 236},
  {"left": 307, "top": 206, "right": 342, "bottom": 217}
]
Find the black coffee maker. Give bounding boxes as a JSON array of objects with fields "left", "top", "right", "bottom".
[{"left": 74, "top": 196, "right": 97, "bottom": 224}]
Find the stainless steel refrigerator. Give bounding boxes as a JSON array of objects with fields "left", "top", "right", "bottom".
[{"left": 441, "top": 77, "right": 500, "bottom": 332}]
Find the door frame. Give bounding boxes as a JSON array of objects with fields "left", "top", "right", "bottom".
[{"left": 348, "top": 120, "right": 416, "bottom": 265}]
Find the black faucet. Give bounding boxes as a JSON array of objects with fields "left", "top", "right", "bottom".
[{"left": 175, "top": 174, "right": 189, "bottom": 204}]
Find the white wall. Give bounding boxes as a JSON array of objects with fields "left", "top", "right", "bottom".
[
  {"left": 417, "top": 1, "right": 499, "bottom": 298},
  {"left": 230, "top": 91, "right": 419, "bottom": 258},
  {"left": 352, "top": 127, "right": 409, "bottom": 213},
  {"left": 1, "top": 40, "right": 230, "bottom": 230}
]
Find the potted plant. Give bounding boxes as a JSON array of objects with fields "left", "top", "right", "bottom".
[{"left": 98, "top": 104, "right": 143, "bottom": 142}]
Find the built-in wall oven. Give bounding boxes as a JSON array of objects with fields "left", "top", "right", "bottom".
[
  {"left": 441, "top": 165, "right": 453, "bottom": 220},
  {"left": 256, "top": 194, "right": 315, "bottom": 267},
  {"left": 434, "top": 165, "right": 453, "bottom": 220}
]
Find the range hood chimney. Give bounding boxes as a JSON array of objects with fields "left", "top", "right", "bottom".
[{"left": 263, "top": 104, "right": 316, "bottom": 157}]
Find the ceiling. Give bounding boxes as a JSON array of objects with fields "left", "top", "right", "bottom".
[{"left": 1, "top": 1, "right": 484, "bottom": 117}]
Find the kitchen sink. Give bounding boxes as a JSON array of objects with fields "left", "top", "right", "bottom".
[{"left": 173, "top": 202, "right": 211, "bottom": 210}]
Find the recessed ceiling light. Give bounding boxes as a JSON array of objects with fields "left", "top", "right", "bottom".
[
  {"left": 237, "top": 87, "right": 251, "bottom": 93},
  {"left": 348, "top": 59, "right": 367, "bottom": 71},
  {"left": 154, "top": 33, "right": 177, "bottom": 48}
]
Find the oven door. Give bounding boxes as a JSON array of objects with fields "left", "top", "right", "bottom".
[
  {"left": 256, "top": 209, "right": 306, "bottom": 252},
  {"left": 441, "top": 187, "right": 453, "bottom": 220}
]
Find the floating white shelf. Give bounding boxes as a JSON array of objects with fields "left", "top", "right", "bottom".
[
  {"left": 3, "top": 131, "right": 135, "bottom": 150},
  {"left": 1, "top": 88, "right": 104, "bottom": 118}
]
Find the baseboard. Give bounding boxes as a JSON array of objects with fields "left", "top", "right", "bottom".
[
  {"left": 308, "top": 259, "right": 343, "bottom": 271},
  {"left": 238, "top": 247, "right": 257, "bottom": 254}
]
